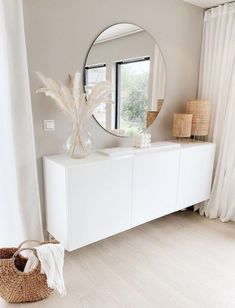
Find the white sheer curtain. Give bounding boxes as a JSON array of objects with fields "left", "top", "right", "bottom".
[
  {"left": 197, "top": 3, "right": 235, "bottom": 221},
  {"left": 151, "top": 45, "right": 166, "bottom": 109},
  {"left": 0, "top": 0, "right": 43, "bottom": 245}
]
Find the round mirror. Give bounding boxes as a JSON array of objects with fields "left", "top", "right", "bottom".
[{"left": 84, "top": 23, "right": 166, "bottom": 137}]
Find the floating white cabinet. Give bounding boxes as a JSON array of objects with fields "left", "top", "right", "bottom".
[{"left": 43, "top": 142, "right": 215, "bottom": 251}]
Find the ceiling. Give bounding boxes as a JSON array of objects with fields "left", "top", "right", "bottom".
[{"left": 183, "top": 0, "right": 234, "bottom": 8}]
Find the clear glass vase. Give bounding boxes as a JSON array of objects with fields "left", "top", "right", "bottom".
[{"left": 65, "top": 124, "right": 92, "bottom": 159}]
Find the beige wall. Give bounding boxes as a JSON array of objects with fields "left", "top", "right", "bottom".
[{"left": 22, "top": 0, "right": 203, "bottom": 231}]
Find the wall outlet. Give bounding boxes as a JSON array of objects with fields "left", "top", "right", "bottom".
[{"left": 44, "top": 120, "right": 55, "bottom": 131}]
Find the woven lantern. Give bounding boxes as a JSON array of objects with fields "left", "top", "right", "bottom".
[
  {"left": 172, "top": 113, "right": 193, "bottom": 138},
  {"left": 146, "top": 111, "right": 159, "bottom": 128},
  {"left": 186, "top": 100, "right": 210, "bottom": 136}
]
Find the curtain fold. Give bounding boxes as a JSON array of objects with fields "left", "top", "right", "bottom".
[
  {"left": 0, "top": 0, "right": 43, "bottom": 245},
  {"left": 197, "top": 3, "right": 235, "bottom": 222},
  {"left": 151, "top": 45, "right": 166, "bottom": 109}
]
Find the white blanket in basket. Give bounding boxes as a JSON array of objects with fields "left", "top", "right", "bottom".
[{"left": 24, "top": 243, "right": 66, "bottom": 296}]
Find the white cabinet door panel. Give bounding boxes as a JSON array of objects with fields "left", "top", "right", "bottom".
[
  {"left": 177, "top": 144, "right": 215, "bottom": 210},
  {"left": 67, "top": 156, "right": 133, "bottom": 251},
  {"left": 132, "top": 150, "right": 180, "bottom": 227}
]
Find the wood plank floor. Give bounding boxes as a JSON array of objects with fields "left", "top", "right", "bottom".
[{"left": 1, "top": 211, "right": 235, "bottom": 308}]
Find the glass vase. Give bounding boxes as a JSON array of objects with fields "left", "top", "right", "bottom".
[{"left": 65, "top": 124, "right": 92, "bottom": 159}]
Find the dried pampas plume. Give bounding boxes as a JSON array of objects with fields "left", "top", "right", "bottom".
[{"left": 36, "top": 71, "right": 113, "bottom": 126}]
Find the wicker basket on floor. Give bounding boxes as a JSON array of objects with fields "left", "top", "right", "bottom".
[{"left": 0, "top": 240, "right": 54, "bottom": 303}]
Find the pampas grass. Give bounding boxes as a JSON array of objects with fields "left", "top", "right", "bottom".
[
  {"left": 36, "top": 71, "right": 113, "bottom": 127},
  {"left": 36, "top": 71, "right": 113, "bottom": 158}
]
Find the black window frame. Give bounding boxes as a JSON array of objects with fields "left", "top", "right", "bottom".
[{"left": 115, "top": 56, "right": 150, "bottom": 129}]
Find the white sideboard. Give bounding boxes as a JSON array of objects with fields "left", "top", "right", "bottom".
[{"left": 43, "top": 141, "right": 215, "bottom": 251}]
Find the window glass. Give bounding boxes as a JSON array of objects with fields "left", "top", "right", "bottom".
[
  {"left": 86, "top": 65, "right": 107, "bottom": 128},
  {"left": 117, "top": 58, "right": 150, "bottom": 136}
]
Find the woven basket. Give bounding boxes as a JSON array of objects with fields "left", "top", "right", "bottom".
[
  {"left": 186, "top": 100, "right": 210, "bottom": 136},
  {"left": 172, "top": 113, "right": 193, "bottom": 138},
  {"left": 0, "top": 240, "right": 53, "bottom": 303}
]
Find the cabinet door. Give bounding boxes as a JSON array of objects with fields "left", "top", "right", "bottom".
[
  {"left": 67, "top": 156, "right": 133, "bottom": 251},
  {"left": 132, "top": 149, "right": 180, "bottom": 227},
  {"left": 177, "top": 144, "right": 215, "bottom": 210}
]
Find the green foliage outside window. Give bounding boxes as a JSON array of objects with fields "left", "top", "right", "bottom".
[{"left": 120, "top": 66, "right": 149, "bottom": 134}]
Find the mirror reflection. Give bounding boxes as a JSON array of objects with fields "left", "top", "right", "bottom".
[{"left": 84, "top": 23, "right": 166, "bottom": 137}]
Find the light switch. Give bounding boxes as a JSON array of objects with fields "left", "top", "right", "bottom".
[{"left": 44, "top": 120, "right": 55, "bottom": 131}]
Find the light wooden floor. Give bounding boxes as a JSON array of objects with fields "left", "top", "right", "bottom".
[{"left": 1, "top": 211, "right": 235, "bottom": 308}]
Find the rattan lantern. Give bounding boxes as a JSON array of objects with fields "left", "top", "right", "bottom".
[
  {"left": 172, "top": 113, "right": 193, "bottom": 138},
  {"left": 186, "top": 100, "right": 210, "bottom": 136},
  {"left": 146, "top": 111, "right": 159, "bottom": 128}
]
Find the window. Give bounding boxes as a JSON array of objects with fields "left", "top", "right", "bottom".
[
  {"left": 85, "top": 64, "right": 106, "bottom": 88},
  {"left": 85, "top": 64, "right": 107, "bottom": 128},
  {"left": 115, "top": 57, "right": 150, "bottom": 136}
]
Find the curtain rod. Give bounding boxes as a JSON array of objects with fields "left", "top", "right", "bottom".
[{"left": 205, "top": 0, "right": 235, "bottom": 11}]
